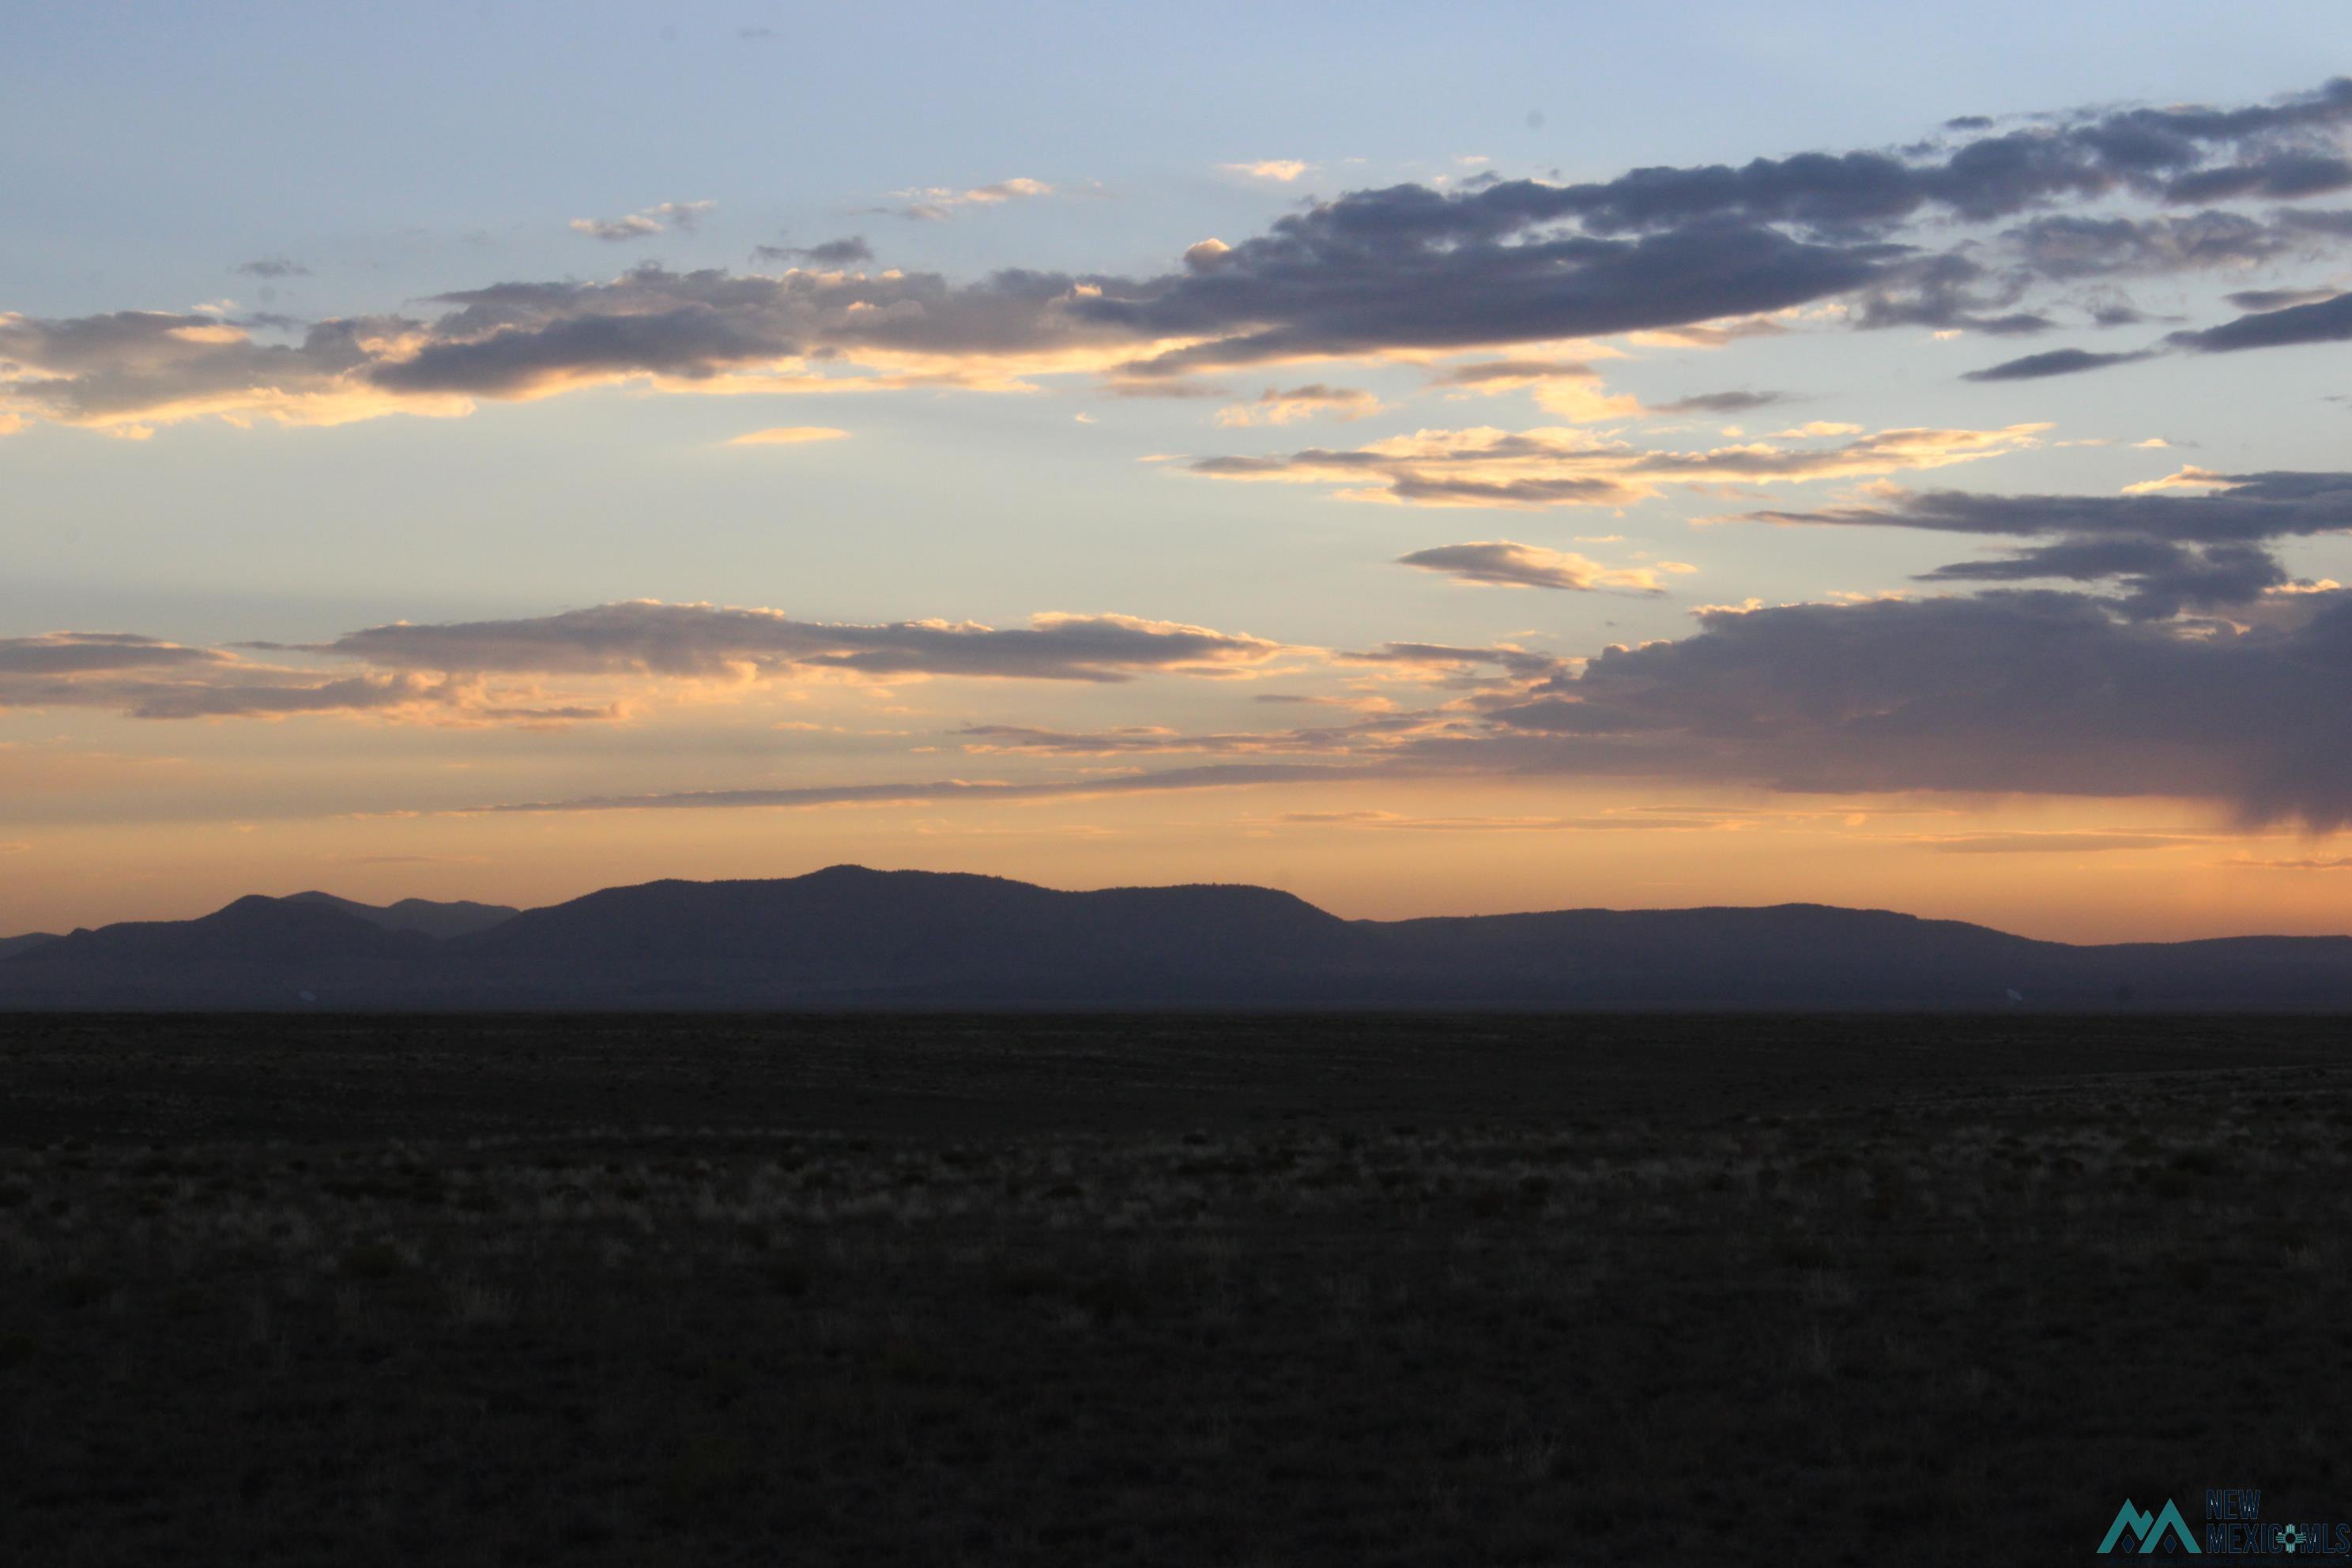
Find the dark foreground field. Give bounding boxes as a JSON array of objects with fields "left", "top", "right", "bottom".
[{"left": 2, "top": 1015, "right": 2348, "bottom": 1565}]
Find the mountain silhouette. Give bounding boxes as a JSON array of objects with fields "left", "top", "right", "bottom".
[
  {"left": 280, "top": 891, "right": 520, "bottom": 939},
  {"left": 7, "top": 864, "right": 2352, "bottom": 1010},
  {"left": 0, "top": 933, "right": 59, "bottom": 962},
  {"left": 3, "top": 895, "right": 432, "bottom": 1008}
]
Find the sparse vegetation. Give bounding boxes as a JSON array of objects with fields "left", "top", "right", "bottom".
[{"left": 1, "top": 1014, "right": 2347, "bottom": 1563}]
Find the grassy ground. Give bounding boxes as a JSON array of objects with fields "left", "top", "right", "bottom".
[{"left": 2, "top": 1014, "right": 2347, "bottom": 1564}]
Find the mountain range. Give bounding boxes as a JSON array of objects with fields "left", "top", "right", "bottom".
[{"left": 5, "top": 865, "right": 2352, "bottom": 1010}]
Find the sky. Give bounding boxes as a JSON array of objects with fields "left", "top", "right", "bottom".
[{"left": 6, "top": 2, "right": 2352, "bottom": 940}]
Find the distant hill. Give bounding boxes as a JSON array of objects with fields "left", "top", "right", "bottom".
[
  {"left": 6, "top": 865, "right": 2352, "bottom": 1011},
  {"left": 281, "top": 891, "right": 520, "bottom": 940},
  {"left": 448, "top": 865, "right": 1350, "bottom": 1005},
  {"left": 0, "top": 895, "right": 433, "bottom": 1008},
  {"left": 0, "top": 933, "right": 59, "bottom": 962}
]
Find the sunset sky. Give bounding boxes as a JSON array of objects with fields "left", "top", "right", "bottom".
[{"left": 7, "top": 3, "right": 2352, "bottom": 940}]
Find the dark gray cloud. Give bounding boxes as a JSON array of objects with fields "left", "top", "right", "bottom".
[
  {"left": 1245, "top": 383, "right": 1374, "bottom": 407},
  {"left": 360, "top": 264, "right": 1112, "bottom": 400},
  {"left": 1742, "top": 470, "right": 2352, "bottom": 619},
  {"left": 1917, "top": 537, "right": 2287, "bottom": 616},
  {"left": 232, "top": 258, "right": 310, "bottom": 279},
  {"left": 1845, "top": 251, "right": 2057, "bottom": 336},
  {"left": 1751, "top": 471, "right": 2352, "bottom": 545},
  {"left": 368, "top": 296, "right": 800, "bottom": 398},
  {"left": 2002, "top": 210, "right": 2292, "bottom": 279},
  {"left": 288, "top": 601, "right": 1283, "bottom": 683},
  {"left": 0, "top": 309, "right": 412, "bottom": 425},
  {"left": 1431, "top": 359, "right": 1603, "bottom": 386},
  {"left": 2225, "top": 285, "right": 2342, "bottom": 311},
  {"left": 1433, "top": 79, "right": 2352, "bottom": 237},
  {"left": 1087, "top": 218, "right": 1898, "bottom": 374},
  {"left": 2280, "top": 208, "right": 2352, "bottom": 237},
  {"left": 2162, "top": 152, "right": 2352, "bottom": 204},
  {"left": 2171, "top": 290, "right": 2352, "bottom": 352},
  {"left": 1476, "top": 587, "right": 2352, "bottom": 827},
  {"left": 1653, "top": 390, "right": 1791, "bottom": 414},
  {"left": 0, "top": 632, "right": 227, "bottom": 676},
  {"left": 110, "top": 673, "right": 458, "bottom": 720},
  {"left": 1962, "top": 346, "right": 2158, "bottom": 381},
  {"left": 751, "top": 236, "right": 874, "bottom": 267},
  {"left": 1341, "top": 642, "right": 1568, "bottom": 682}
]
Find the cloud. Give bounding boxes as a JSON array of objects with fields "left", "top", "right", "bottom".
[
  {"left": 1653, "top": 390, "right": 1792, "bottom": 415},
  {"left": 1338, "top": 641, "right": 1569, "bottom": 682},
  {"left": 1222, "top": 160, "right": 1313, "bottom": 182},
  {"left": 1471, "top": 586, "right": 2352, "bottom": 828},
  {"left": 2225, "top": 285, "right": 2342, "bottom": 311},
  {"left": 2, "top": 602, "right": 1294, "bottom": 726},
  {"left": 1185, "top": 422, "right": 2046, "bottom": 507},
  {"left": 1745, "top": 469, "right": 2352, "bottom": 548},
  {"left": 1266, "top": 808, "right": 1728, "bottom": 832},
  {"left": 1090, "top": 217, "right": 1894, "bottom": 376},
  {"left": 1430, "top": 359, "right": 1605, "bottom": 387},
  {"left": 11, "top": 81, "right": 2352, "bottom": 436},
  {"left": 1962, "top": 346, "right": 2158, "bottom": 381},
  {"left": 1096, "top": 80, "right": 2352, "bottom": 373},
  {"left": 290, "top": 601, "right": 1287, "bottom": 684},
  {"left": 751, "top": 236, "right": 874, "bottom": 267},
  {"left": 957, "top": 714, "right": 1422, "bottom": 756},
  {"left": 1396, "top": 541, "right": 1694, "bottom": 592},
  {"left": 476, "top": 763, "right": 1370, "bottom": 815},
  {"left": 2001, "top": 210, "right": 2296, "bottom": 280},
  {"left": 458, "top": 579, "right": 2352, "bottom": 830},
  {"left": 233, "top": 258, "right": 310, "bottom": 279},
  {"left": 2172, "top": 291, "right": 2352, "bottom": 352},
  {"left": 726, "top": 425, "right": 850, "bottom": 445},
  {"left": 1428, "top": 360, "right": 1643, "bottom": 421},
  {"left": 571, "top": 201, "right": 715, "bottom": 241},
  {"left": 1562, "top": 82, "right": 2352, "bottom": 232},
  {"left": 1213, "top": 383, "right": 1381, "bottom": 426},
  {"left": 0, "top": 262, "right": 1122, "bottom": 431},
  {"left": 0, "top": 632, "right": 228, "bottom": 676},
  {"left": 1907, "top": 831, "right": 2207, "bottom": 854},
  {"left": 0, "top": 308, "right": 474, "bottom": 432},
  {"left": 0, "top": 659, "right": 619, "bottom": 725},
  {"left": 873, "top": 178, "right": 1053, "bottom": 221},
  {"left": 1738, "top": 469, "right": 2352, "bottom": 619},
  {"left": 575, "top": 215, "right": 660, "bottom": 240}
]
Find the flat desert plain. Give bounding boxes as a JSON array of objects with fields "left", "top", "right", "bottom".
[{"left": 1, "top": 1014, "right": 2346, "bottom": 1565}]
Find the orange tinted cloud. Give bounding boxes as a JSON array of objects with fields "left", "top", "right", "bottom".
[
  {"left": 1185, "top": 423, "right": 2048, "bottom": 507},
  {"left": 726, "top": 425, "right": 850, "bottom": 445}
]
